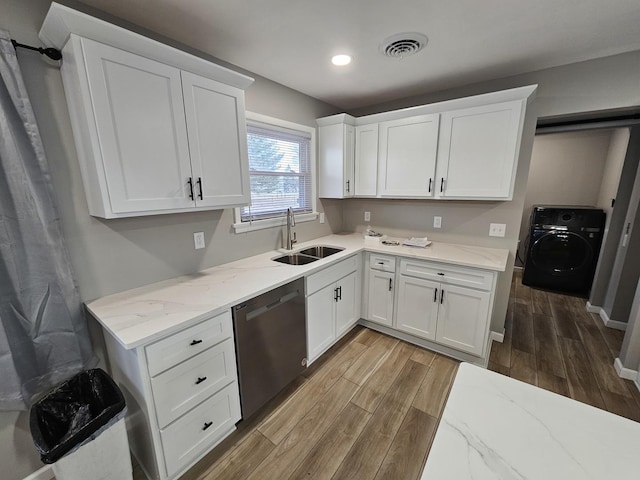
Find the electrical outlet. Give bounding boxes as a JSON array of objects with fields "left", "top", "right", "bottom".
[
  {"left": 364, "top": 211, "right": 371, "bottom": 222},
  {"left": 194, "top": 231, "right": 205, "bottom": 249},
  {"left": 319, "top": 212, "right": 325, "bottom": 224},
  {"left": 489, "top": 223, "right": 506, "bottom": 237},
  {"left": 433, "top": 216, "right": 442, "bottom": 228}
]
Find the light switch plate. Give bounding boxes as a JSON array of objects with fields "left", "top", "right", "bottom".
[
  {"left": 364, "top": 211, "right": 371, "bottom": 222},
  {"left": 489, "top": 223, "right": 506, "bottom": 237},
  {"left": 194, "top": 231, "right": 205, "bottom": 249},
  {"left": 319, "top": 212, "right": 325, "bottom": 224},
  {"left": 433, "top": 216, "right": 442, "bottom": 228}
]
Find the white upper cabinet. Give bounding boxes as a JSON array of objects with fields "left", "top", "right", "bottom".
[
  {"left": 182, "top": 72, "right": 250, "bottom": 208},
  {"left": 378, "top": 114, "right": 440, "bottom": 197},
  {"left": 318, "top": 117, "right": 355, "bottom": 198},
  {"left": 436, "top": 100, "right": 525, "bottom": 200},
  {"left": 354, "top": 124, "right": 379, "bottom": 197},
  {"left": 43, "top": 4, "right": 253, "bottom": 219},
  {"left": 316, "top": 85, "right": 535, "bottom": 202},
  {"left": 79, "top": 38, "right": 195, "bottom": 214}
]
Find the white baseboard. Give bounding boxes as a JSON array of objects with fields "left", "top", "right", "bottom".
[
  {"left": 489, "top": 330, "right": 505, "bottom": 343},
  {"left": 22, "top": 465, "right": 53, "bottom": 480},
  {"left": 585, "top": 303, "right": 627, "bottom": 331},
  {"left": 614, "top": 357, "right": 638, "bottom": 380}
]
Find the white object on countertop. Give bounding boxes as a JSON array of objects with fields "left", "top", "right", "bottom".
[
  {"left": 421, "top": 363, "right": 640, "bottom": 480},
  {"left": 402, "top": 237, "right": 431, "bottom": 247}
]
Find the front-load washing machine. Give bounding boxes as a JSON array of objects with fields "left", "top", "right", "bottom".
[{"left": 522, "top": 206, "right": 605, "bottom": 294}]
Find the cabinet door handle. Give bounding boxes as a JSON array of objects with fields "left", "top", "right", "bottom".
[
  {"left": 346, "top": 180, "right": 350, "bottom": 193},
  {"left": 440, "top": 289, "right": 445, "bottom": 304},
  {"left": 202, "top": 421, "right": 213, "bottom": 431},
  {"left": 440, "top": 178, "right": 445, "bottom": 193},
  {"left": 187, "top": 177, "right": 195, "bottom": 200},
  {"left": 337, "top": 286, "right": 342, "bottom": 300},
  {"left": 428, "top": 178, "right": 432, "bottom": 193},
  {"left": 197, "top": 177, "right": 203, "bottom": 200},
  {"left": 190, "top": 339, "right": 203, "bottom": 346},
  {"left": 434, "top": 288, "right": 438, "bottom": 302},
  {"left": 389, "top": 278, "right": 393, "bottom": 291},
  {"left": 334, "top": 287, "right": 339, "bottom": 302},
  {"left": 195, "top": 376, "right": 207, "bottom": 385}
]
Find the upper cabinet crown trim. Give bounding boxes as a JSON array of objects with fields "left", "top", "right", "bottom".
[
  {"left": 352, "top": 85, "right": 537, "bottom": 125},
  {"left": 39, "top": 2, "right": 254, "bottom": 90}
]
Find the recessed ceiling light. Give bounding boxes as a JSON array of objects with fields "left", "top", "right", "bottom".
[{"left": 331, "top": 54, "right": 351, "bottom": 66}]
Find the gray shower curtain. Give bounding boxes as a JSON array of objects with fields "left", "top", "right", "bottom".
[{"left": 0, "top": 30, "right": 95, "bottom": 410}]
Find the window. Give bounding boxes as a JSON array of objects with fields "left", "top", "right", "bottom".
[{"left": 234, "top": 112, "right": 316, "bottom": 232}]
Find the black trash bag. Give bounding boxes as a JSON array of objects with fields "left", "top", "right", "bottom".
[{"left": 30, "top": 368, "right": 126, "bottom": 464}]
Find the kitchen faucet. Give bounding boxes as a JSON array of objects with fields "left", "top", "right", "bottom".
[{"left": 286, "top": 207, "right": 297, "bottom": 250}]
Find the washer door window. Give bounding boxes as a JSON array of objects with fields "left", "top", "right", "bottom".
[{"left": 531, "top": 231, "right": 593, "bottom": 276}]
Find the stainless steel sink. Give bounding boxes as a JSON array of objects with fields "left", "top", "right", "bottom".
[
  {"left": 272, "top": 245, "right": 345, "bottom": 265},
  {"left": 298, "top": 246, "right": 344, "bottom": 258},
  {"left": 272, "top": 253, "right": 319, "bottom": 265}
]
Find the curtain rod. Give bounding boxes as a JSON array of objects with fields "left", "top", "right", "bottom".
[{"left": 11, "top": 39, "right": 62, "bottom": 61}]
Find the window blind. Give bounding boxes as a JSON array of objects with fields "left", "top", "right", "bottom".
[{"left": 241, "top": 122, "right": 313, "bottom": 222}]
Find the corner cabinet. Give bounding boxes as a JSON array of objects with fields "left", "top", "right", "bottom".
[
  {"left": 317, "top": 115, "right": 356, "bottom": 198},
  {"left": 101, "top": 310, "right": 241, "bottom": 480},
  {"left": 436, "top": 100, "right": 525, "bottom": 200},
  {"left": 59, "top": 35, "right": 251, "bottom": 218}
]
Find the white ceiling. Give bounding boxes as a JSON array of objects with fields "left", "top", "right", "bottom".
[{"left": 76, "top": 0, "right": 640, "bottom": 110}]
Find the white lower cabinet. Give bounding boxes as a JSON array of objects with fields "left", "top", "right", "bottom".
[
  {"left": 102, "top": 310, "right": 241, "bottom": 480},
  {"left": 306, "top": 255, "right": 361, "bottom": 363},
  {"left": 366, "top": 255, "right": 497, "bottom": 360},
  {"left": 367, "top": 269, "right": 395, "bottom": 326}
]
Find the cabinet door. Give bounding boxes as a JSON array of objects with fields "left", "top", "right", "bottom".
[
  {"left": 378, "top": 114, "right": 440, "bottom": 197},
  {"left": 354, "top": 124, "right": 378, "bottom": 196},
  {"left": 318, "top": 123, "right": 354, "bottom": 198},
  {"left": 82, "top": 38, "right": 194, "bottom": 213},
  {"left": 437, "top": 100, "right": 524, "bottom": 199},
  {"left": 335, "top": 271, "right": 358, "bottom": 337},
  {"left": 395, "top": 276, "right": 439, "bottom": 340},
  {"left": 436, "top": 285, "right": 490, "bottom": 356},
  {"left": 367, "top": 270, "right": 395, "bottom": 326},
  {"left": 306, "top": 284, "right": 337, "bottom": 362},
  {"left": 182, "top": 71, "right": 250, "bottom": 208}
]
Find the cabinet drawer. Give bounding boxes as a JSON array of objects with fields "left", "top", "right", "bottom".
[
  {"left": 160, "top": 382, "right": 240, "bottom": 477},
  {"left": 369, "top": 254, "right": 396, "bottom": 272},
  {"left": 306, "top": 254, "right": 359, "bottom": 296},
  {"left": 146, "top": 310, "right": 232, "bottom": 377},
  {"left": 152, "top": 339, "right": 237, "bottom": 428},
  {"left": 399, "top": 259, "right": 494, "bottom": 291}
]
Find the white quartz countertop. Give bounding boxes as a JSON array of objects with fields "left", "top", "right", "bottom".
[
  {"left": 422, "top": 363, "right": 640, "bottom": 479},
  {"left": 86, "top": 233, "right": 508, "bottom": 349}
]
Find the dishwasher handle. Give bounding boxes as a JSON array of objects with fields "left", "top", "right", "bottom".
[{"left": 245, "top": 290, "right": 300, "bottom": 321}]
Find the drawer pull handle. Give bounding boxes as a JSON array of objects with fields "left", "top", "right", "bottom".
[
  {"left": 202, "top": 421, "right": 213, "bottom": 431},
  {"left": 195, "top": 376, "right": 207, "bottom": 385},
  {"left": 434, "top": 288, "right": 438, "bottom": 302},
  {"left": 190, "top": 339, "right": 203, "bottom": 346},
  {"left": 437, "top": 272, "right": 445, "bottom": 276},
  {"left": 378, "top": 262, "right": 384, "bottom": 266}
]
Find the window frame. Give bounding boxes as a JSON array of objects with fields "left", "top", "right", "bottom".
[{"left": 233, "top": 112, "right": 317, "bottom": 233}]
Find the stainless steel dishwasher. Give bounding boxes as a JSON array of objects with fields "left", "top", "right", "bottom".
[{"left": 232, "top": 278, "right": 307, "bottom": 419}]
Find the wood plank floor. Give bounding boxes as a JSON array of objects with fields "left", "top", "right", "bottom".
[
  {"left": 129, "top": 270, "right": 640, "bottom": 480},
  {"left": 488, "top": 269, "right": 640, "bottom": 422}
]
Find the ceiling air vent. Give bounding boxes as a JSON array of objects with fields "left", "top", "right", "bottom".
[{"left": 380, "top": 32, "right": 428, "bottom": 58}]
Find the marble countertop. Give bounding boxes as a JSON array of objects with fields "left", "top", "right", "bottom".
[
  {"left": 422, "top": 363, "right": 640, "bottom": 479},
  {"left": 86, "top": 233, "right": 508, "bottom": 349}
]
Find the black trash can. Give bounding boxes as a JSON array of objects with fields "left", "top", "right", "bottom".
[{"left": 30, "top": 368, "right": 132, "bottom": 480}]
